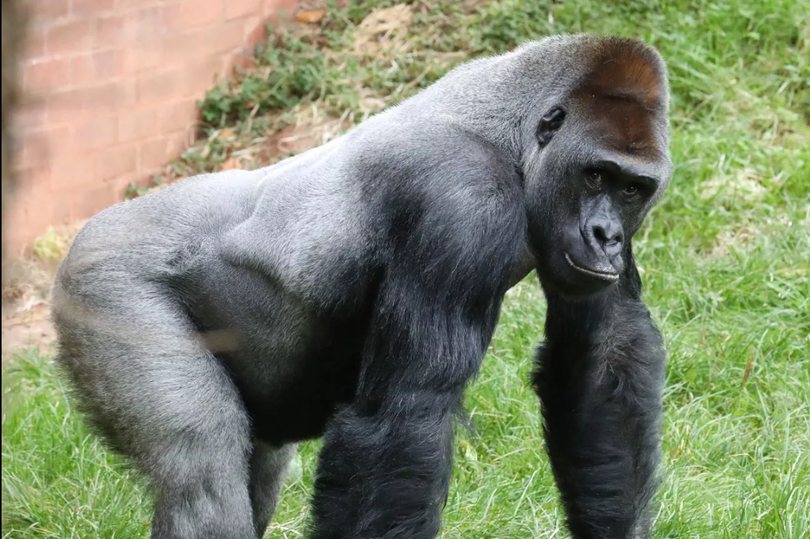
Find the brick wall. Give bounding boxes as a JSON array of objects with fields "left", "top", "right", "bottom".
[{"left": 7, "top": 0, "right": 298, "bottom": 255}]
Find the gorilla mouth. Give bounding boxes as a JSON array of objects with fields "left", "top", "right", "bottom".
[{"left": 564, "top": 253, "right": 620, "bottom": 281}]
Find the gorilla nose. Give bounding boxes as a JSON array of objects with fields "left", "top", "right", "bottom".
[{"left": 591, "top": 219, "right": 624, "bottom": 257}]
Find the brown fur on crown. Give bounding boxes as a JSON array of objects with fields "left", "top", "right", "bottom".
[
  {"left": 572, "top": 38, "right": 669, "bottom": 159},
  {"left": 578, "top": 37, "right": 667, "bottom": 109}
]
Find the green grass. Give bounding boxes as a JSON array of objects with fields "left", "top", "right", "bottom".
[{"left": 3, "top": 0, "right": 809, "bottom": 537}]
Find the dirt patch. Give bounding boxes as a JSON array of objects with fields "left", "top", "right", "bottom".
[
  {"left": 2, "top": 301, "right": 54, "bottom": 357},
  {"left": 266, "top": 103, "right": 353, "bottom": 155},
  {"left": 1, "top": 222, "right": 84, "bottom": 357}
]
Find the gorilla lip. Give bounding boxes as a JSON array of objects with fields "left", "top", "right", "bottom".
[{"left": 564, "top": 253, "right": 620, "bottom": 281}]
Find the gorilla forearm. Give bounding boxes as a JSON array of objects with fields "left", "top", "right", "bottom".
[
  {"left": 309, "top": 219, "right": 517, "bottom": 538},
  {"left": 533, "top": 267, "right": 665, "bottom": 539},
  {"left": 311, "top": 396, "right": 455, "bottom": 539}
]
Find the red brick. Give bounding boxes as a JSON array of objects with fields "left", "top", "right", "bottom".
[
  {"left": 139, "top": 133, "right": 187, "bottom": 170},
  {"left": 49, "top": 194, "right": 76, "bottom": 227},
  {"left": 84, "top": 82, "right": 136, "bottom": 114},
  {"left": 183, "top": 56, "right": 226, "bottom": 96},
  {"left": 24, "top": 57, "right": 73, "bottom": 95},
  {"left": 11, "top": 183, "right": 52, "bottom": 230},
  {"left": 17, "top": 125, "right": 73, "bottom": 169},
  {"left": 46, "top": 19, "right": 96, "bottom": 56},
  {"left": 136, "top": 69, "right": 185, "bottom": 104},
  {"left": 16, "top": 169, "right": 73, "bottom": 227},
  {"left": 132, "top": 7, "right": 166, "bottom": 41},
  {"left": 164, "top": 0, "right": 224, "bottom": 32},
  {"left": 30, "top": 0, "right": 69, "bottom": 23},
  {"left": 119, "top": 42, "right": 163, "bottom": 73},
  {"left": 46, "top": 127, "right": 80, "bottom": 164},
  {"left": 118, "top": 107, "right": 159, "bottom": 142},
  {"left": 50, "top": 153, "right": 100, "bottom": 192},
  {"left": 158, "top": 99, "right": 200, "bottom": 135},
  {"left": 241, "top": 16, "right": 261, "bottom": 42},
  {"left": 114, "top": 0, "right": 153, "bottom": 10},
  {"left": 96, "top": 14, "right": 128, "bottom": 48},
  {"left": 163, "top": 19, "right": 244, "bottom": 62},
  {"left": 74, "top": 115, "right": 118, "bottom": 150},
  {"left": 226, "top": 0, "right": 261, "bottom": 20},
  {"left": 24, "top": 27, "right": 47, "bottom": 60},
  {"left": 97, "top": 8, "right": 164, "bottom": 47},
  {"left": 72, "top": 50, "right": 119, "bottom": 86},
  {"left": 12, "top": 104, "right": 48, "bottom": 133},
  {"left": 159, "top": 36, "right": 198, "bottom": 68},
  {"left": 49, "top": 83, "right": 132, "bottom": 124},
  {"left": 12, "top": 138, "right": 48, "bottom": 173},
  {"left": 15, "top": 134, "right": 48, "bottom": 171},
  {"left": 96, "top": 143, "right": 138, "bottom": 181},
  {"left": 13, "top": 181, "right": 52, "bottom": 226},
  {"left": 244, "top": 17, "right": 267, "bottom": 49},
  {"left": 264, "top": 0, "right": 297, "bottom": 18},
  {"left": 68, "top": 182, "right": 119, "bottom": 222},
  {"left": 71, "top": 0, "right": 116, "bottom": 16},
  {"left": 6, "top": 181, "right": 56, "bottom": 244},
  {"left": 47, "top": 89, "right": 85, "bottom": 125}
]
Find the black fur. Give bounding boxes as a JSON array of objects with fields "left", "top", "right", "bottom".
[{"left": 533, "top": 247, "right": 666, "bottom": 539}]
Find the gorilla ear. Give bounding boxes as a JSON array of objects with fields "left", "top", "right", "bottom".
[{"left": 536, "top": 106, "right": 566, "bottom": 148}]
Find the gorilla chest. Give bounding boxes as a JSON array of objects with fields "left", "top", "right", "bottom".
[
  {"left": 185, "top": 263, "right": 372, "bottom": 445},
  {"left": 226, "top": 313, "right": 367, "bottom": 445}
]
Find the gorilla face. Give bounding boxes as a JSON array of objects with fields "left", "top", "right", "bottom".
[{"left": 526, "top": 91, "right": 671, "bottom": 298}]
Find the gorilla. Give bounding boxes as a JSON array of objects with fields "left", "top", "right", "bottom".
[{"left": 52, "top": 34, "right": 672, "bottom": 539}]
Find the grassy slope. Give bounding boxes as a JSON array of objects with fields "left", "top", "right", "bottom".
[{"left": 3, "top": 1, "right": 809, "bottom": 537}]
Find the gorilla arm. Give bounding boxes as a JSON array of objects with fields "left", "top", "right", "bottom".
[
  {"left": 519, "top": 37, "right": 670, "bottom": 539},
  {"left": 533, "top": 246, "right": 665, "bottom": 539},
  {"left": 308, "top": 271, "right": 498, "bottom": 539},
  {"left": 308, "top": 160, "right": 526, "bottom": 539}
]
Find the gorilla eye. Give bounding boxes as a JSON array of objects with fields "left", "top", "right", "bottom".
[
  {"left": 585, "top": 170, "right": 603, "bottom": 190},
  {"left": 622, "top": 183, "right": 643, "bottom": 199}
]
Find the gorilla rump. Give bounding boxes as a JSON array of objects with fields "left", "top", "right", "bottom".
[{"left": 52, "top": 35, "right": 672, "bottom": 539}]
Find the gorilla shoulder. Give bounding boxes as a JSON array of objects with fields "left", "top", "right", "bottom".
[
  {"left": 218, "top": 124, "right": 527, "bottom": 310},
  {"left": 56, "top": 170, "right": 263, "bottom": 279}
]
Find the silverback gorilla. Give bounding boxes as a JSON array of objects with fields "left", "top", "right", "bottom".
[{"left": 52, "top": 35, "right": 672, "bottom": 539}]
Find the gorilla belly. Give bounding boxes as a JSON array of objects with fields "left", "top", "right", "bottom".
[
  {"left": 219, "top": 324, "right": 366, "bottom": 446},
  {"left": 177, "top": 254, "right": 368, "bottom": 445}
]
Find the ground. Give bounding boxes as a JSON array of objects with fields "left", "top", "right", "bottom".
[{"left": 2, "top": 1, "right": 809, "bottom": 538}]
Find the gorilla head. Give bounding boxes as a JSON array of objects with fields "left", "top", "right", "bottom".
[{"left": 522, "top": 38, "right": 673, "bottom": 298}]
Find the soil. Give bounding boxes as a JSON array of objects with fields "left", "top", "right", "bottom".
[{"left": 2, "top": 300, "right": 55, "bottom": 357}]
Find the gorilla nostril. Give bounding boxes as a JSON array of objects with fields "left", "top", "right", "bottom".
[
  {"left": 593, "top": 225, "right": 609, "bottom": 244},
  {"left": 592, "top": 223, "right": 623, "bottom": 249}
]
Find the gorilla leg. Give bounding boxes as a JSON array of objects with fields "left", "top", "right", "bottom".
[
  {"left": 53, "top": 284, "right": 256, "bottom": 539},
  {"left": 533, "top": 260, "right": 666, "bottom": 539},
  {"left": 249, "top": 441, "right": 296, "bottom": 537},
  {"left": 149, "top": 411, "right": 254, "bottom": 539}
]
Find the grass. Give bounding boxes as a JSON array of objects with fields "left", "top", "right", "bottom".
[{"left": 3, "top": 0, "right": 809, "bottom": 537}]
